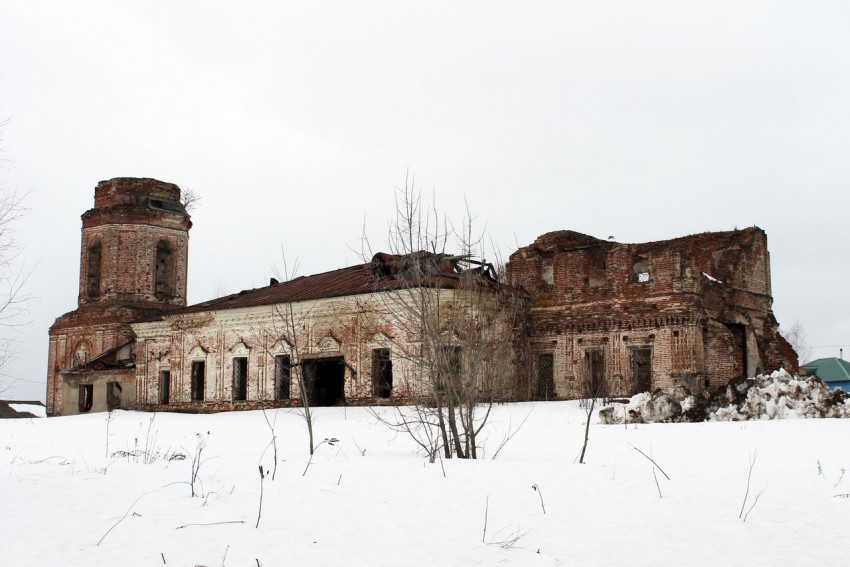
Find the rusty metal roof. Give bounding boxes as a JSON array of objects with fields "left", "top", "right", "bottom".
[{"left": 174, "top": 253, "right": 506, "bottom": 316}]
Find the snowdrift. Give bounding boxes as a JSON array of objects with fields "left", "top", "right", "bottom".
[{"left": 599, "top": 369, "right": 850, "bottom": 424}]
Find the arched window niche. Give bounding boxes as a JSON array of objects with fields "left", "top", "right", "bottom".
[
  {"left": 86, "top": 239, "right": 102, "bottom": 297},
  {"left": 154, "top": 239, "right": 174, "bottom": 298}
]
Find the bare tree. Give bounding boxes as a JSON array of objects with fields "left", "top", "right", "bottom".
[
  {"left": 784, "top": 320, "right": 811, "bottom": 364},
  {"left": 0, "top": 120, "right": 31, "bottom": 396},
  {"left": 578, "top": 357, "right": 607, "bottom": 464},
  {"left": 272, "top": 300, "right": 317, "bottom": 455},
  {"left": 251, "top": 252, "right": 318, "bottom": 456},
  {"left": 366, "top": 180, "right": 525, "bottom": 460}
]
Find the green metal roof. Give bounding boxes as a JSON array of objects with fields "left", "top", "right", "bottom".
[{"left": 801, "top": 357, "right": 850, "bottom": 383}]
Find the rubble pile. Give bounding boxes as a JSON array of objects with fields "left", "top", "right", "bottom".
[{"left": 598, "top": 369, "right": 850, "bottom": 424}]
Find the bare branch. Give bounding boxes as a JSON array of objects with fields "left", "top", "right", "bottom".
[
  {"left": 627, "top": 443, "right": 671, "bottom": 480},
  {"left": 181, "top": 187, "right": 202, "bottom": 212}
]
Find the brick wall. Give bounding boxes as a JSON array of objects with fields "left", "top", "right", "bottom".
[
  {"left": 508, "top": 227, "right": 795, "bottom": 398},
  {"left": 130, "top": 288, "right": 519, "bottom": 411}
]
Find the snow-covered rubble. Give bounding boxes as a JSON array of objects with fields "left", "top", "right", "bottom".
[{"left": 599, "top": 369, "right": 850, "bottom": 424}]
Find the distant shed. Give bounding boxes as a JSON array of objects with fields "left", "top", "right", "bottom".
[
  {"left": 0, "top": 400, "right": 46, "bottom": 418},
  {"left": 800, "top": 358, "right": 850, "bottom": 391}
]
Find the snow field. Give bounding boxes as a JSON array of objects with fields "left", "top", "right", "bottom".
[{"left": 2, "top": 403, "right": 849, "bottom": 566}]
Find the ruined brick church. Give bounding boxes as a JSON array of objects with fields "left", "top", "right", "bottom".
[{"left": 46, "top": 178, "right": 797, "bottom": 416}]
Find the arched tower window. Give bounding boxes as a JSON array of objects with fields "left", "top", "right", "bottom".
[
  {"left": 155, "top": 239, "right": 174, "bottom": 298},
  {"left": 86, "top": 240, "right": 101, "bottom": 297}
]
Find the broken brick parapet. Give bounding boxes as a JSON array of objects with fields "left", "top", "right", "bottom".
[
  {"left": 508, "top": 228, "right": 771, "bottom": 308},
  {"left": 92, "top": 177, "right": 182, "bottom": 209}
]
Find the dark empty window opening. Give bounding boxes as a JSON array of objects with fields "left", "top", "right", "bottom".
[
  {"left": 232, "top": 357, "right": 248, "bottom": 401},
  {"left": 302, "top": 357, "right": 346, "bottom": 406},
  {"left": 437, "top": 346, "right": 462, "bottom": 393},
  {"left": 159, "top": 371, "right": 170, "bottom": 405},
  {"left": 587, "top": 250, "right": 608, "bottom": 288},
  {"left": 275, "top": 355, "right": 291, "bottom": 400},
  {"left": 155, "top": 240, "right": 174, "bottom": 298},
  {"left": 87, "top": 240, "right": 102, "bottom": 297},
  {"left": 535, "top": 354, "right": 555, "bottom": 400},
  {"left": 106, "top": 381, "right": 122, "bottom": 410},
  {"left": 191, "top": 360, "right": 205, "bottom": 402},
  {"left": 633, "top": 257, "right": 650, "bottom": 283},
  {"left": 372, "top": 348, "right": 393, "bottom": 399},
  {"left": 78, "top": 384, "right": 93, "bottom": 413},
  {"left": 148, "top": 197, "right": 186, "bottom": 214}
]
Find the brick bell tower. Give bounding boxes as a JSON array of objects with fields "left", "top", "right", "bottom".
[{"left": 46, "top": 178, "right": 192, "bottom": 416}]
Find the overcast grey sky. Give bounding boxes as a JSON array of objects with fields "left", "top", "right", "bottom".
[{"left": 1, "top": 1, "right": 848, "bottom": 400}]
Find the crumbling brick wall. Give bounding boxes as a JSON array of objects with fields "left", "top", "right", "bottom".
[{"left": 507, "top": 228, "right": 797, "bottom": 398}]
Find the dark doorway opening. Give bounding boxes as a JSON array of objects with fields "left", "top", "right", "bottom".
[
  {"left": 584, "top": 350, "right": 605, "bottom": 397},
  {"left": 302, "top": 357, "right": 345, "bottom": 406},
  {"left": 159, "top": 371, "right": 170, "bottom": 405},
  {"left": 106, "top": 382, "right": 122, "bottom": 410},
  {"left": 372, "top": 348, "right": 393, "bottom": 399},
  {"left": 79, "top": 384, "right": 93, "bottom": 413},
  {"left": 535, "top": 354, "right": 555, "bottom": 400},
  {"left": 630, "top": 348, "right": 652, "bottom": 394},
  {"left": 191, "top": 361, "right": 205, "bottom": 402},
  {"left": 724, "top": 323, "right": 748, "bottom": 379}
]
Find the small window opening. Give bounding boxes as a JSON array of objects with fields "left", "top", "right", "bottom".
[
  {"left": 159, "top": 371, "right": 171, "bottom": 405},
  {"left": 191, "top": 361, "right": 205, "bottom": 402},
  {"left": 233, "top": 357, "right": 248, "bottom": 401},
  {"left": 87, "top": 240, "right": 102, "bottom": 297},
  {"left": 155, "top": 240, "right": 174, "bottom": 298},
  {"left": 78, "top": 384, "right": 93, "bottom": 413},
  {"left": 372, "top": 348, "right": 393, "bottom": 399},
  {"left": 275, "top": 355, "right": 291, "bottom": 400},
  {"left": 535, "top": 354, "right": 555, "bottom": 400},
  {"left": 633, "top": 256, "right": 650, "bottom": 283}
]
